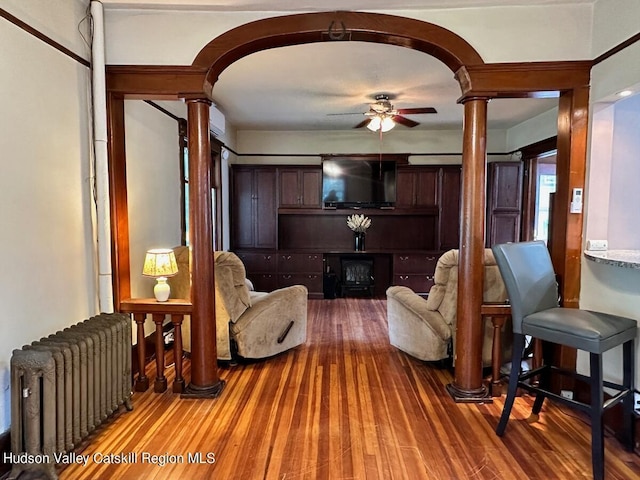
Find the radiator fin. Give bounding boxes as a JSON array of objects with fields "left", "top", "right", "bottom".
[{"left": 9, "top": 313, "right": 133, "bottom": 480}]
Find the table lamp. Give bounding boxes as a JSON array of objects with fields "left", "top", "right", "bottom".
[{"left": 142, "top": 248, "right": 179, "bottom": 302}]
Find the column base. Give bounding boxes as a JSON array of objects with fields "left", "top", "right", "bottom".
[
  {"left": 446, "top": 382, "right": 493, "bottom": 403},
  {"left": 181, "top": 379, "right": 226, "bottom": 399}
]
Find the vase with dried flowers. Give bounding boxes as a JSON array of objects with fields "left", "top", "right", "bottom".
[{"left": 346, "top": 214, "right": 371, "bottom": 251}]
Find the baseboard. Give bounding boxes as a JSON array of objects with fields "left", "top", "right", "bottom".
[{"left": 0, "top": 429, "right": 10, "bottom": 478}]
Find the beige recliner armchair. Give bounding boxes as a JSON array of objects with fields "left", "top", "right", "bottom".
[
  {"left": 170, "top": 246, "right": 308, "bottom": 361},
  {"left": 387, "top": 249, "right": 510, "bottom": 366}
]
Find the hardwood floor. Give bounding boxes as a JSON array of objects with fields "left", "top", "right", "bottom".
[{"left": 60, "top": 298, "right": 639, "bottom": 479}]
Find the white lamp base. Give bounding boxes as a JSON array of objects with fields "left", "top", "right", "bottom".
[{"left": 154, "top": 277, "right": 171, "bottom": 302}]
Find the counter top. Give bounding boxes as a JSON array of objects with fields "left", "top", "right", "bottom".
[{"left": 583, "top": 249, "right": 640, "bottom": 269}]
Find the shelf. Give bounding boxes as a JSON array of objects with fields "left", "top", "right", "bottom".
[{"left": 583, "top": 250, "right": 640, "bottom": 269}]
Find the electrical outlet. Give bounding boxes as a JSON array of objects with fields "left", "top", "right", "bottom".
[
  {"left": 561, "top": 390, "right": 574, "bottom": 400},
  {"left": 586, "top": 239, "right": 608, "bottom": 251}
]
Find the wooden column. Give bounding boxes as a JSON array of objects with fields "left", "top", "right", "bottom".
[
  {"left": 182, "top": 98, "right": 225, "bottom": 398},
  {"left": 447, "top": 97, "right": 490, "bottom": 402}
]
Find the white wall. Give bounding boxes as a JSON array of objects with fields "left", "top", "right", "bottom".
[
  {"left": 125, "top": 101, "right": 183, "bottom": 298},
  {"left": 103, "top": 4, "right": 592, "bottom": 65},
  {"left": 124, "top": 101, "right": 184, "bottom": 340},
  {"left": 579, "top": 0, "right": 640, "bottom": 388},
  {"left": 235, "top": 128, "right": 508, "bottom": 164},
  {"left": 0, "top": 1, "right": 94, "bottom": 432}
]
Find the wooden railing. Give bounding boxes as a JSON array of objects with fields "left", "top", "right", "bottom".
[{"left": 120, "top": 298, "right": 191, "bottom": 393}]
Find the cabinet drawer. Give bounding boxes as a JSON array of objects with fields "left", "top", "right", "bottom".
[
  {"left": 277, "top": 253, "right": 323, "bottom": 272},
  {"left": 393, "top": 274, "right": 435, "bottom": 294},
  {"left": 235, "top": 251, "right": 276, "bottom": 272},
  {"left": 393, "top": 253, "right": 438, "bottom": 274},
  {"left": 278, "top": 273, "right": 323, "bottom": 292},
  {"left": 249, "top": 273, "right": 278, "bottom": 293}
]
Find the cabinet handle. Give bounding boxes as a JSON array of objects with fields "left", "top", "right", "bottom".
[
  {"left": 264, "top": 255, "right": 271, "bottom": 260},
  {"left": 426, "top": 256, "right": 436, "bottom": 261},
  {"left": 426, "top": 275, "right": 434, "bottom": 280},
  {"left": 282, "top": 274, "right": 292, "bottom": 279},
  {"left": 400, "top": 275, "right": 409, "bottom": 280},
  {"left": 282, "top": 255, "right": 291, "bottom": 260},
  {"left": 400, "top": 256, "right": 409, "bottom": 261}
]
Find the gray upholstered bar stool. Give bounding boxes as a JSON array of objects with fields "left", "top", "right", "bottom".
[{"left": 492, "top": 241, "right": 636, "bottom": 480}]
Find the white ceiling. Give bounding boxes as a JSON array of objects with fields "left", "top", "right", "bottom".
[{"left": 104, "top": 0, "right": 594, "bottom": 131}]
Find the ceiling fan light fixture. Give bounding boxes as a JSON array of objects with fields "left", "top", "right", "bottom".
[
  {"left": 380, "top": 116, "right": 395, "bottom": 132},
  {"left": 367, "top": 115, "right": 382, "bottom": 132},
  {"left": 367, "top": 114, "right": 395, "bottom": 132}
]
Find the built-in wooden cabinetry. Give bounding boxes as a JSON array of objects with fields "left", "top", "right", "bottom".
[
  {"left": 231, "top": 166, "right": 277, "bottom": 249},
  {"left": 392, "top": 252, "right": 439, "bottom": 295},
  {"left": 278, "top": 167, "right": 322, "bottom": 209},
  {"left": 486, "top": 162, "right": 523, "bottom": 246},
  {"left": 231, "top": 161, "right": 518, "bottom": 298},
  {"left": 395, "top": 167, "right": 439, "bottom": 208}
]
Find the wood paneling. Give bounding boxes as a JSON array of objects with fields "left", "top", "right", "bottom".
[{"left": 59, "top": 298, "right": 640, "bottom": 480}]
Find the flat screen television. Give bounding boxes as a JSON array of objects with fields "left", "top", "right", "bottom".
[{"left": 322, "top": 158, "right": 396, "bottom": 208}]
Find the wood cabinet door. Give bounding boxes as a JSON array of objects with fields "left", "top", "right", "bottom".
[
  {"left": 254, "top": 169, "right": 277, "bottom": 248},
  {"left": 279, "top": 170, "right": 300, "bottom": 208},
  {"left": 395, "top": 168, "right": 438, "bottom": 208},
  {"left": 395, "top": 169, "right": 416, "bottom": 208},
  {"left": 301, "top": 169, "right": 321, "bottom": 208},
  {"left": 279, "top": 168, "right": 322, "bottom": 208},
  {"left": 414, "top": 169, "right": 439, "bottom": 207},
  {"left": 486, "top": 162, "right": 523, "bottom": 246},
  {"left": 439, "top": 166, "right": 461, "bottom": 250},
  {"left": 232, "top": 169, "right": 256, "bottom": 249},
  {"left": 232, "top": 167, "right": 277, "bottom": 249}
]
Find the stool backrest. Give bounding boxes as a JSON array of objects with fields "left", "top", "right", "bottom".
[{"left": 492, "top": 241, "right": 559, "bottom": 334}]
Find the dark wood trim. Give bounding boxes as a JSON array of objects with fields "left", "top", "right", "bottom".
[
  {"left": 107, "top": 93, "right": 131, "bottom": 307},
  {"left": 593, "top": 30, "right": 640, "bottom": 66},
  {"left": 518, "top": 137, "right": 558, "bottom": 160},
  {"left": 193, "top": 11, "right": 484, "bottom": 93},
  {"left": 144, "top": 100, "right": 184, "bottom": 122},
  {"left": 106, "top": 65, "right": 207, "bottom": 98},
  {"left": 552, "top": 87, "right": 589, "bottom": 309},
  {"left": 0, "top": 7, "right": 90, "bottom": 67},
  {"left": 321, "top": 153, "right": 409, "bottom": 165},
  {"left": 456, "top": 61, "right": 592, "bottom": 99}
]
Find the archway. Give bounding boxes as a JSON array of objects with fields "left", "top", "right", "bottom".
[
  {"left": 107, "top": 10, "right": 589, "bottom": 400},
  {"left": 190, "top": 11, "right": 490, "bottom": 401}
]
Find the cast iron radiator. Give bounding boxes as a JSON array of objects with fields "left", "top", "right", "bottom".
[{"left": 9, "top": 313, "right": 133, "bottom": 479}]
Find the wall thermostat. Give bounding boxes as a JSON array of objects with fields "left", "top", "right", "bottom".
[{"left": 570, "top": 187, "right": 583, "bottom": 213}]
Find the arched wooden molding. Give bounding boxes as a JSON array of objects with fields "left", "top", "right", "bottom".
[{"left": 192, "top": 11, "right": 485, "bottom": 96}]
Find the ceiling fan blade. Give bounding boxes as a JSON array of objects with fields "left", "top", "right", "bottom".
[
  {"left": 393, "top": 115, "right": 419, "bottom": 128},
  {"left": 354, "top": 118, "right": 371, "bottom": 129},
  {"left": 395, "top": 107, "right": 437, "bottom": 115},
  {"left": 327, "top": 112, "right": 365, "bottom": 116}
]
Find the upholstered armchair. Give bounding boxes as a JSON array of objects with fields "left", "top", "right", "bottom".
[
  {"left": 387, "top": 249, "right": 510, "bottom": 366},
  {"left": 170, "top": 246, "right": 308, "bottom": 361}
]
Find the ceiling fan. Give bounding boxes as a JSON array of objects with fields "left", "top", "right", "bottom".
[{"left": 330, "top": 94, "right": 437, "bottom": 131}]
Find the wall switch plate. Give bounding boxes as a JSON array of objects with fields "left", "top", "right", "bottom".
[
  {"left": 634, "top": 392, "right": 640, "bottom": 414},
  {"left": 586, "top": 239, "right": 608, "bottom": 251},
  {"left": 561, "top": 390, "right": 574, "bottom": 400}
]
